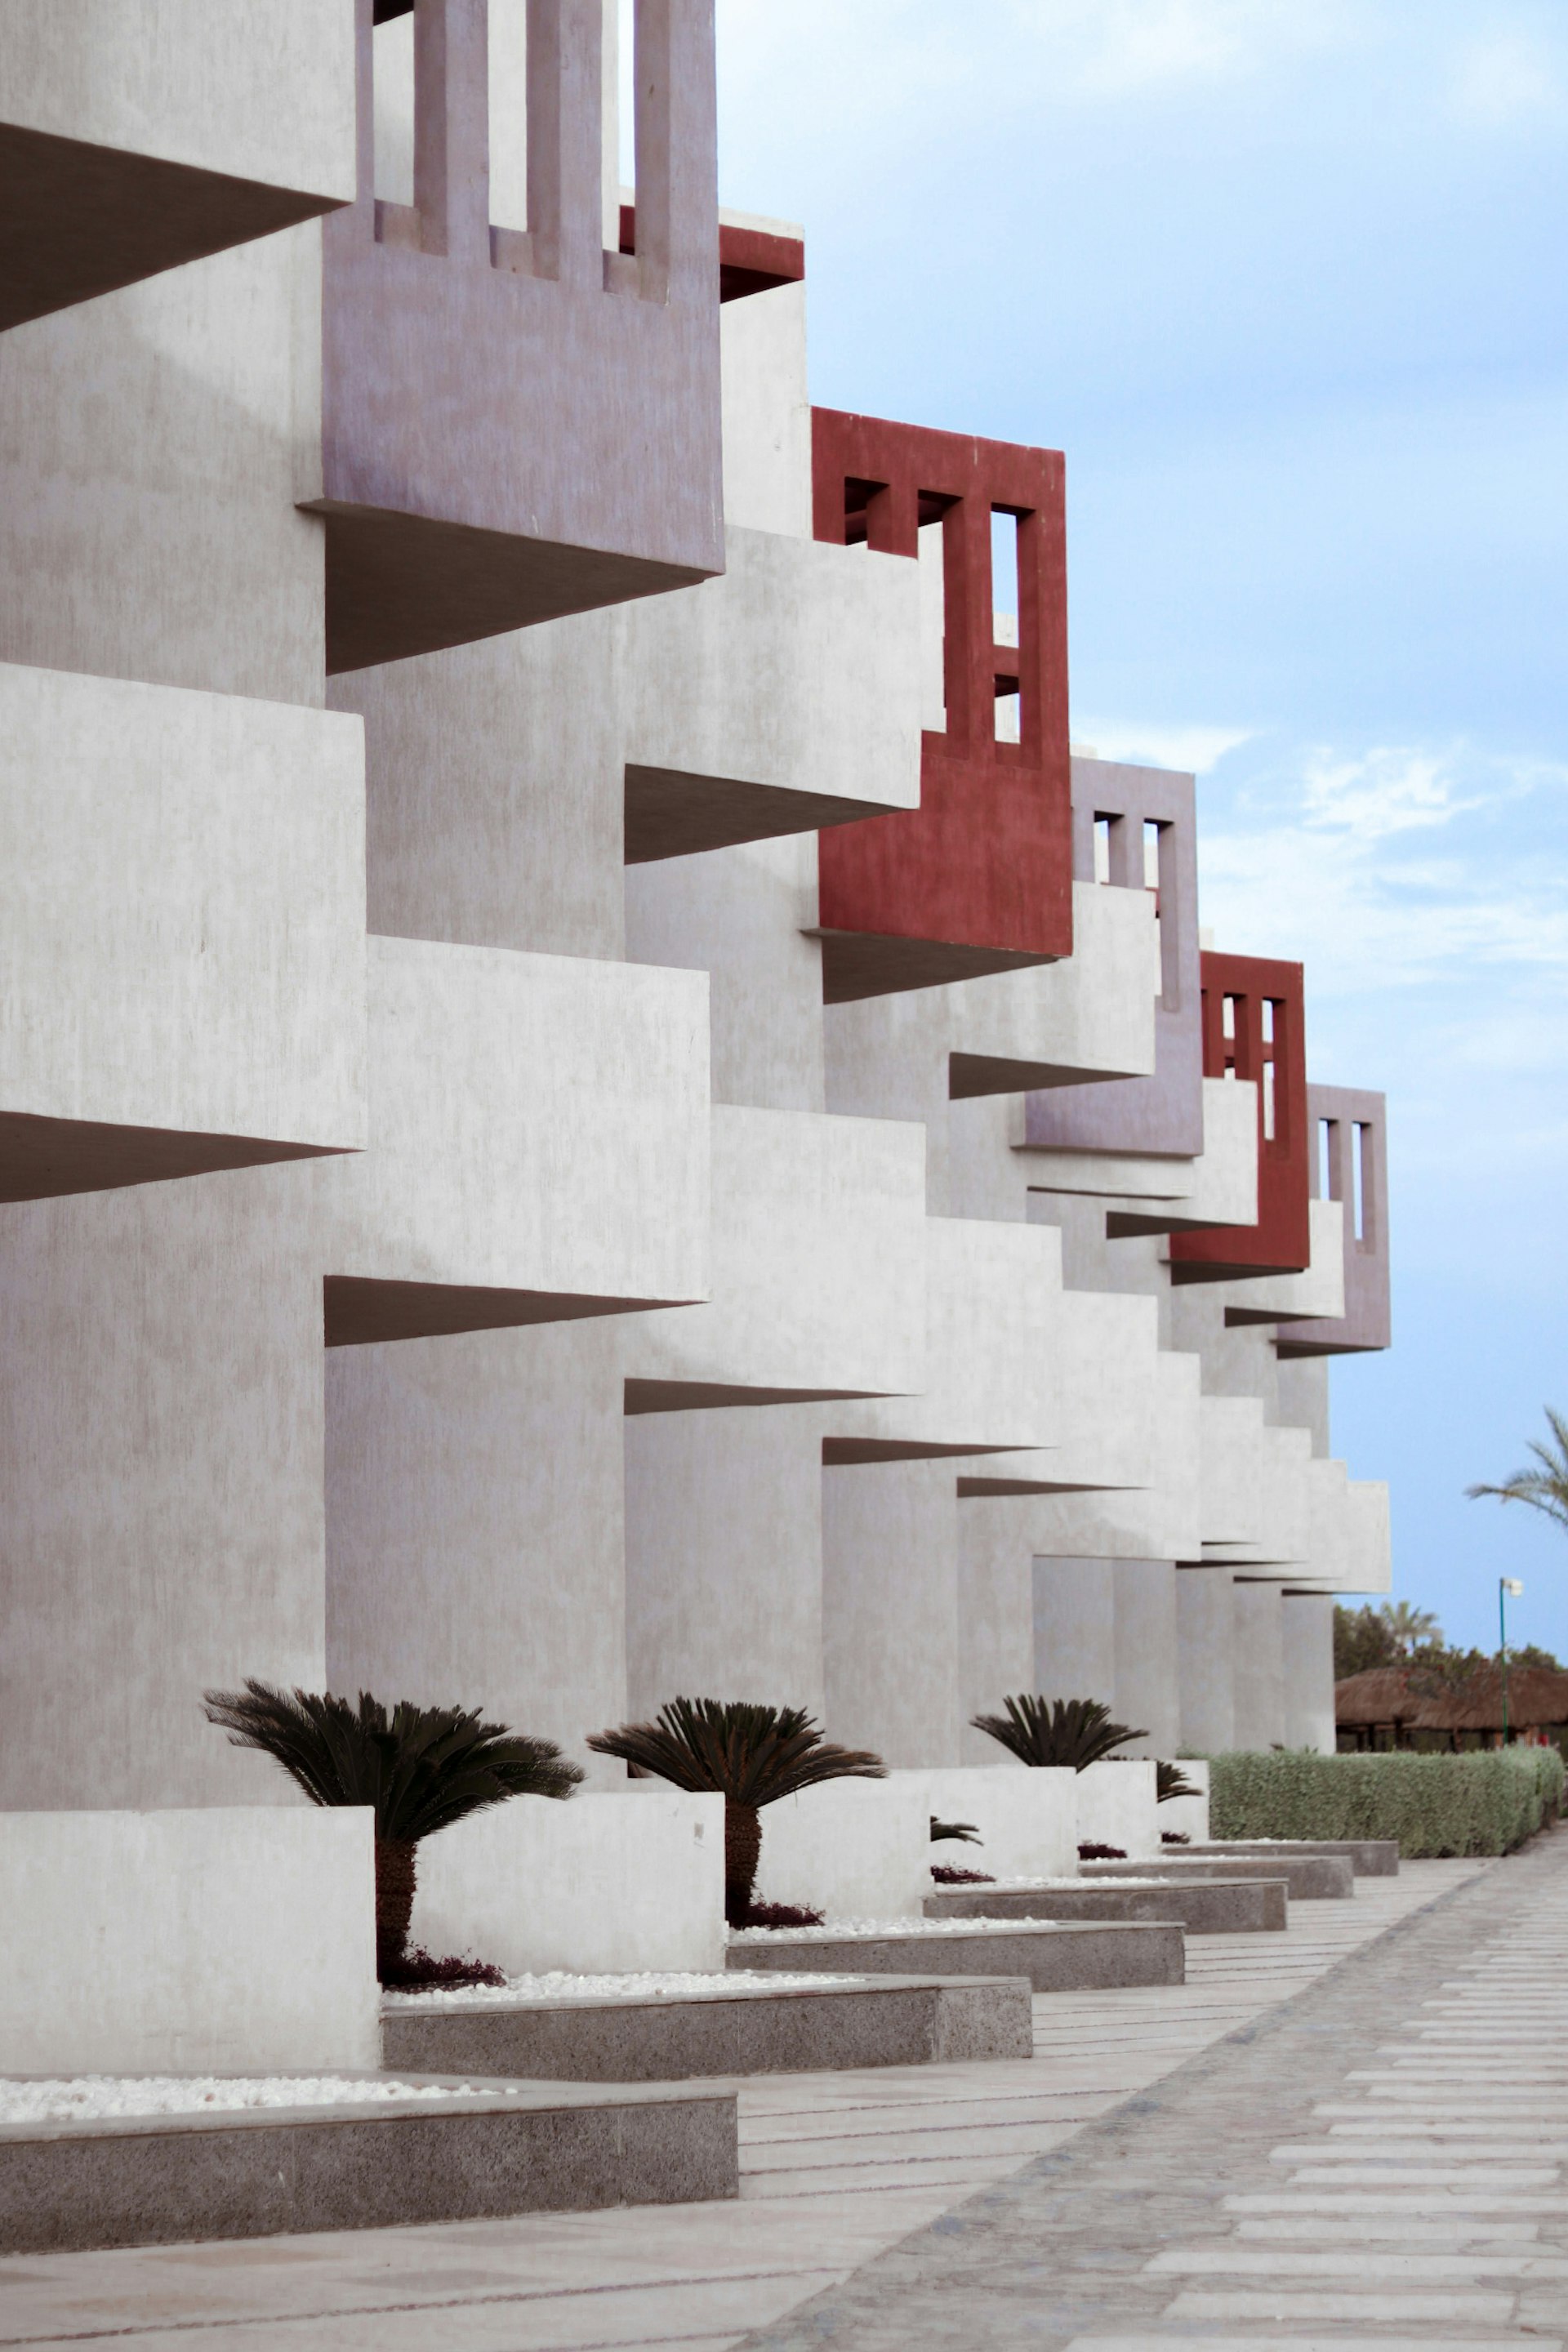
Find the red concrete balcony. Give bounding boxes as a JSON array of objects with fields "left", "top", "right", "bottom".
[
  {"left": 1276, "top": 1085, "right": 1391, "bottom": 1355},
  {"left": 1169, "top": 951, "right": 1310, "bottom": 1281},
  {"left": 808, "top": 408, "right": 1071, "bottom": 1002},
  {"left": 310, "top": 0, "right": 723, "bottom": 675}
]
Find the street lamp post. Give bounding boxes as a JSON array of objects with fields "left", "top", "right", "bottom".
[{"left": 1500, "top": 1577, "right": 1524, "bottom": 1745}]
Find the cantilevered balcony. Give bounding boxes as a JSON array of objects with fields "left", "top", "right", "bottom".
[
  {"left": 1022, "top": 755, "right": 1203, "bottom": 1155},
  {"left": 1169, "top": 951, "right": 1311, "bottom": 1281},
  {"left": 807, "top": 408, "right": 1071, "bottom": 1001},
  {"left": 1276, "top": 1085, "right": 1391, "bottom": 1356},
  {"left": 310, "top": 0, "right": 723, "bottom": 675},
  {"left": 0, "top": 0, "right": 355, "bottom": 332}
]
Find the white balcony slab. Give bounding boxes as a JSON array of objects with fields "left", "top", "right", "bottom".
[
  {"left": 319, "top": 935, "right": 710, "bottom": 1343},
  {"left": 625, "top": 1103, "right": 926, "bottom": 1407},
  {"left": 0, "top": 662, "right": 366, "bottom": 1200},
  {"left": 1224, "top": 1196, "right": 1346, "bottom": 1323}
]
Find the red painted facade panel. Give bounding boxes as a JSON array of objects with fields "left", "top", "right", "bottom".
[
  {"left": 809, "top": 408, "right": 1072, "bottom": 1000},
  {"left": 1169, "top": 951, "right": 1311, "bottom": 1279}
]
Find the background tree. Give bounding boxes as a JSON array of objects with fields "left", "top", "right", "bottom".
[
  {"left": 1380, "top": 1599, "right": 1442, "bottom": 1655},
  {"left": 1334, "top": 1604, "right": 1402, "bottom": 1679},
  {"left": 203, "top": 1682, "right": 581, "bottom": 1979},
  {"left": 586, "top": 1698, "right": 884, "bottom": 1924},
  {"left": 1468, "top": 1406, "right": 1568, "bottom": 1534}
]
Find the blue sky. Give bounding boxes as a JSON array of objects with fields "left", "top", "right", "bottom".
[{"left": 712, "top": 0, "right": 1568, "bottom": 1653}]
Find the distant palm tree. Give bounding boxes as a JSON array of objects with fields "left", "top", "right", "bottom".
[
  {"left": 203, "top": 1681, "right": 581, "bottom": 1979},
  {"left": 972, "top": 1695, "right": 1147, "bottom": 1771},
  {"left": 1378, "top": 1599, "right": 1441, "bottom": 1655},
  {"left": 1468, "top": 1408, "right": 1568, "bottom": 1535},
  {"left": 586, "top": 1699, "right": 885, "bottom": 1924}
]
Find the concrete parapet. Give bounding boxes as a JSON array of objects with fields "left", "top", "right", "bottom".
[
  {"left": 926, "top": 1874, "right": 1286, "bottom": 1933},
  {"left": 0, "top": 2077, "right": 737, "bottom": 2255},
  {"left": 1192, "top": 1838, "right": 1398, "bottom": 1877},
  {"left": 755, "top": 1780, "right": 932, "bottom": 1922},
  {"left": 1076, "top": 1758, "right": 1160, "bottom": 1858},
  {"left": 411, "top": 1792, "right": 726, "bottom": 1978},
  {"left": 890, "top": 1766, "right": 1079, "bottom": 1882},
  {"left": 728, "top": 1919, "right": 1183, "bottom": 1991},
  {"left": 0, "top": 1810, "right": 378, "bottom": 2077},
  {"left": 382, "top": 1973, "right": 1033, "bottom": 2081}
]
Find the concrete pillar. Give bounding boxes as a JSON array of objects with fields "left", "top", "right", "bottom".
[
  {"left": 1282, "top": 1591, "right": 1336, "bottom": 1753},
  {"left": 1177, "top": 1566, "right": 1235, "bottom": 1753},
  {"left": 957, "top": 1502, "right": 1035, "bottom": 1765},
  {"left": 1113, "top": 1559, "right": 1181, "bottom": 1757},
  {"left": 0, "top": 1167, "right": 326, "bottom": 1810},
  {"left": 822, "top": 1459, "right": 961, "bottom": 1766},
  {"left": 1032, "top": 1557, "right": 1115, "bottom": 1710},
  {"left": 1232, "top": 1580, "right": 1286, "bottom": 1750},
  {"left": 623, "top": 1405, "right": 824, "bottom": 1722},
  {"left": 325, "top": 1321, "right": 627, "bottom": 1788}
]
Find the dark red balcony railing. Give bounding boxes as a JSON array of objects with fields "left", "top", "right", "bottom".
[
  {"left": 808, "top": 408, "right": 1071, "bottom": 1002},
  {"left": 1169, "top": 951, "right": 1310, "bottom": 1281},
  {"left": 311, "top": 0, "right": 724, "bottom": 675}
]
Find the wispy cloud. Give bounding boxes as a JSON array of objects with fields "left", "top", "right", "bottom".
[{"left": 1073, "top": 719, "right": 1255, "bottom": 773}]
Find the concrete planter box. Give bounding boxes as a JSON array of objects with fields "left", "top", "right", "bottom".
[
  {"left": 0, "top": 2075, "right": 736, "bottom": 2255},
  {"left": 728, "top": 1920, "right": 1183, "bottom": 1992},
  {"left": 925, "top": 1875, "right": 1286, "bottom": 1935},
  {"left": 1189, "top": 1838, "right": 1398, "bottom": 1878},
  {"left": 382, "top": 1974, "right": 1032, "bottom": 2082},
  {"left": 1083, "top": 1851, "right": 1353, "bottom": 1900}
]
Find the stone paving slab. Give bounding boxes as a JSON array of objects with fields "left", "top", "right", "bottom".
[{"left": 729, "top": 1834, "right": 1565, "bottom": 2349}]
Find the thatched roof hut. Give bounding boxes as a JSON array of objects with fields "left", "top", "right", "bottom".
[{"left": 1336, "top": 1662, "right": 1568, "bottom": 1748}]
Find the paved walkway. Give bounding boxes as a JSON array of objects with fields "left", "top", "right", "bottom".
[{"left": 0, "top": 1853, "right": 1517, "bottom": 2349}]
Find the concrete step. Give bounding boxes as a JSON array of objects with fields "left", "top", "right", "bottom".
[
  {"left": 381, "top": 1972, "right": 1032, "bottom": 2081},
  {"left": 925, "top": 1875, "right": 1287, "bottom": 1934},
  {"left": 0, "top": 2073, "right": 737, "bottom": 2256},
  {"left": 1187, "top": 1838, "right": 1399, "bottom": 1876},
  {"left": 1085, "top": 1851, "right": 1355, "bottom": 1899},
  {"left": 726, "top": 1919, "right": 1185, "bottom": 1991}
]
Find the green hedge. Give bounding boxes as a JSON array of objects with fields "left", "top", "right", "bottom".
[{"left": 1206, "top": 1747, "right": 1565, "bottom": 1857}]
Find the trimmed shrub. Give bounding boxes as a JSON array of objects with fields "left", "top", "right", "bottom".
[{"left": 1206, "top": 1747, "right": 1563, "bottom": 1856}]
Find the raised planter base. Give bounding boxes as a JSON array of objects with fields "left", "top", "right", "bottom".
[
  {"left": 383, "top": 1975, "right": 1032, "bottom": 2082},
  {"left": 727, "top": 1920, "right": 1183, "bottom": 1992},
  {"left": 1187, "top": 1838, "right": 1399, "bottom": 1877},
  {"left": 925, "top": 1875, "right": 1287, "bottom": 1934},
  {"left": 0, "top": 2075, "right": 737, "bottom": 2256},
  {"left": 1085, "top": 1851, "right": 1353, "bottom": 1900}
]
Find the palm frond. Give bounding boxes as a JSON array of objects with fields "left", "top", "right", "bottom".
[
  {"left": 202, "top": 1681, "right": 582, "bottom": 1842},
  {"left": 1467, "top": 1406, "right": 1568, "bottom": 1530},
  {"left": 969, "top": 1694, "right": 1147, "bottom": 1771},
  {"left": 930, "top": 1815, "right": 982, "bottom": 1845},
  {"left": 586, "top": 1697, "right": 885, "bottom": 1806},
  {"left": 1156, "top": 1760, "right": 1198, "bottom": 1803}
]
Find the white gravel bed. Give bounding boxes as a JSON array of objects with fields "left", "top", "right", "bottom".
[
  {"left": 730, "top": 1915, "right": 1075, "bottom": 1944},
  {"left": 383, "top": 1967, "right": 870, "bottom": 2008},
  {"left": 0, "top": 2076, "right": 523, "bottom": 2126}
]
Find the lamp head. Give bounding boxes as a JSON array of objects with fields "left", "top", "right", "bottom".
[{"left": 1502, "top": 1579, "right": 1525, "bottom": 1598}]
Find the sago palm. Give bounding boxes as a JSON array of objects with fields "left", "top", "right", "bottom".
[
  {"left": 1156, "top": 1760, "right": 1198, "bottom": 1803},
  {"left": 586, "top": 1698, "right": 885, "bottom": 1924},
  {"left": 203, "top": 1680, "right": 582, "bottom": 1978},
  {"left": 971, "top": 1694, "right": 1147, "bottom": 1771},
  {"left": 1467, "top": 1408, "right": 1568, "bottom": 1535}
]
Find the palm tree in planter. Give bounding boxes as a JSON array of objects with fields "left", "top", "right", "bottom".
[
  {"left": 971, "top": 1695, "right": 1147, "bottom": 1771},
  {"left": 586, "top": 1699, "right": 886, "bottom": 1925},
  {"left": 203, "top": 1681, "right": 582, "bottom": 1980}
]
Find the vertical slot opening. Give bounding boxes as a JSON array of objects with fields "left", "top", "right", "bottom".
[
  {"left": 1261, "top": 998, "right": 1275, "bottom": 1045},
  {"left": 1352, "top": 1122, "right": 1368, "bottom": 1242},
  {"left": 373, "top": 7, "right": 416, "bottom": 208},
  {"left": 1093, "top": 815, "right": 1112, "bottom": 884},
  {"left": 1263, "top": 1058, "right": 1276, "bottom": 1142},
  {"left": 489, "top": 0, "right": 529, "bottom": 234},
  {"left": 991, "top": 510, "right": 1019, "bottom": 744},
  {"left": 918, "top": 514, "right": 947, "bottom": 733},
  {"left": 1143, "top": 819, "right": 1161, "bottom": 891},
  {"left": 1317, "top": 1116, "right": 1334, "bottom": 1202}
]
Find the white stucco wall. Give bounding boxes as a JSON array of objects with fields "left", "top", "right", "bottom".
[
  {"left": 755, "top": 1778, "right": 931, "bottom": 1922},
  {"left": 1075, "top": 1759, "right": 1160, "bottom": 1858},
  {"left": 412, "top": 1791, "right": 727, "bottom": 1976},
  {"left": 890, "top": 1766, "right": 1079, "bottom": 1882},
  {"left": 0, "top": 1806, "right": 377, "bottom": 2075}
]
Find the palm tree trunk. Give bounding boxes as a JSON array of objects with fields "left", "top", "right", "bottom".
[
  {"left": 375, "top": 1836, "right": 418, "bottom": 1979},
  {"left": 724, "top": 1799, "right": 761, "bottom": 1925}
]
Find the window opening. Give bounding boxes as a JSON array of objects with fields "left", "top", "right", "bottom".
[
  {"left": 372, "top": 7, "right": 416, "bottom": 208},
  {"left": 1352, "top": 1121, "right": 1369, "bottom": 1243},
  {"left": 1093, "top": 815, "right": 1112, "bottom": 884}
]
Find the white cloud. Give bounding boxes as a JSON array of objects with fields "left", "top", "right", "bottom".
[{"left": 1449, "top": 29, "right": 1567, "bottom": 128}]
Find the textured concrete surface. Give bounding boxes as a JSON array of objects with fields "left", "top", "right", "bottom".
[
  {"left": 382, "top": 1975, "right": 1034, "bottom": 2082},
  {"left": 926, "top": 1873, "right": 1287, "bottom": 1934},
  {"left": 0, "top": 1855, "right": 1481, "bottom": 2343},
  {"left": 727, "top": 1920, "right": 1185, "bottom": 1992},
  {"left": 1085, "top": 1849, "right": 1355, "bottom": 1899},
  {"left": 1193, "top": 1836, "right": 1400, "bottom": 1877},
  {"left": 0, "top": 2077, "right": 737, "bottom": 2255}
]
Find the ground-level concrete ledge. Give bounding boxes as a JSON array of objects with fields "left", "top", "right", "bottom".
[
  {"left": 1190, "top": 1836, "right": 1399, "bottom": 1876},
  {"left": 726, "top": 1922, "right": 1183, "bottom": 1992},
  {"left": 924, "top": 1875, "right": 1287, "bottom": 1934},
  {"left": 0, "top": 2075, "right": 737, "bottom": 2255},
  {"left": 1084, "top": 1851, "right": 1353, "bottom": 1899},
  {"left": 382, "top": 1974, "right": 1032, "bottom": 2081}
]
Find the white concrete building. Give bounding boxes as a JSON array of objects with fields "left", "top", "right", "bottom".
[{"left": 0, "top": 2, "right": 1393, "bottom": 1971}]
